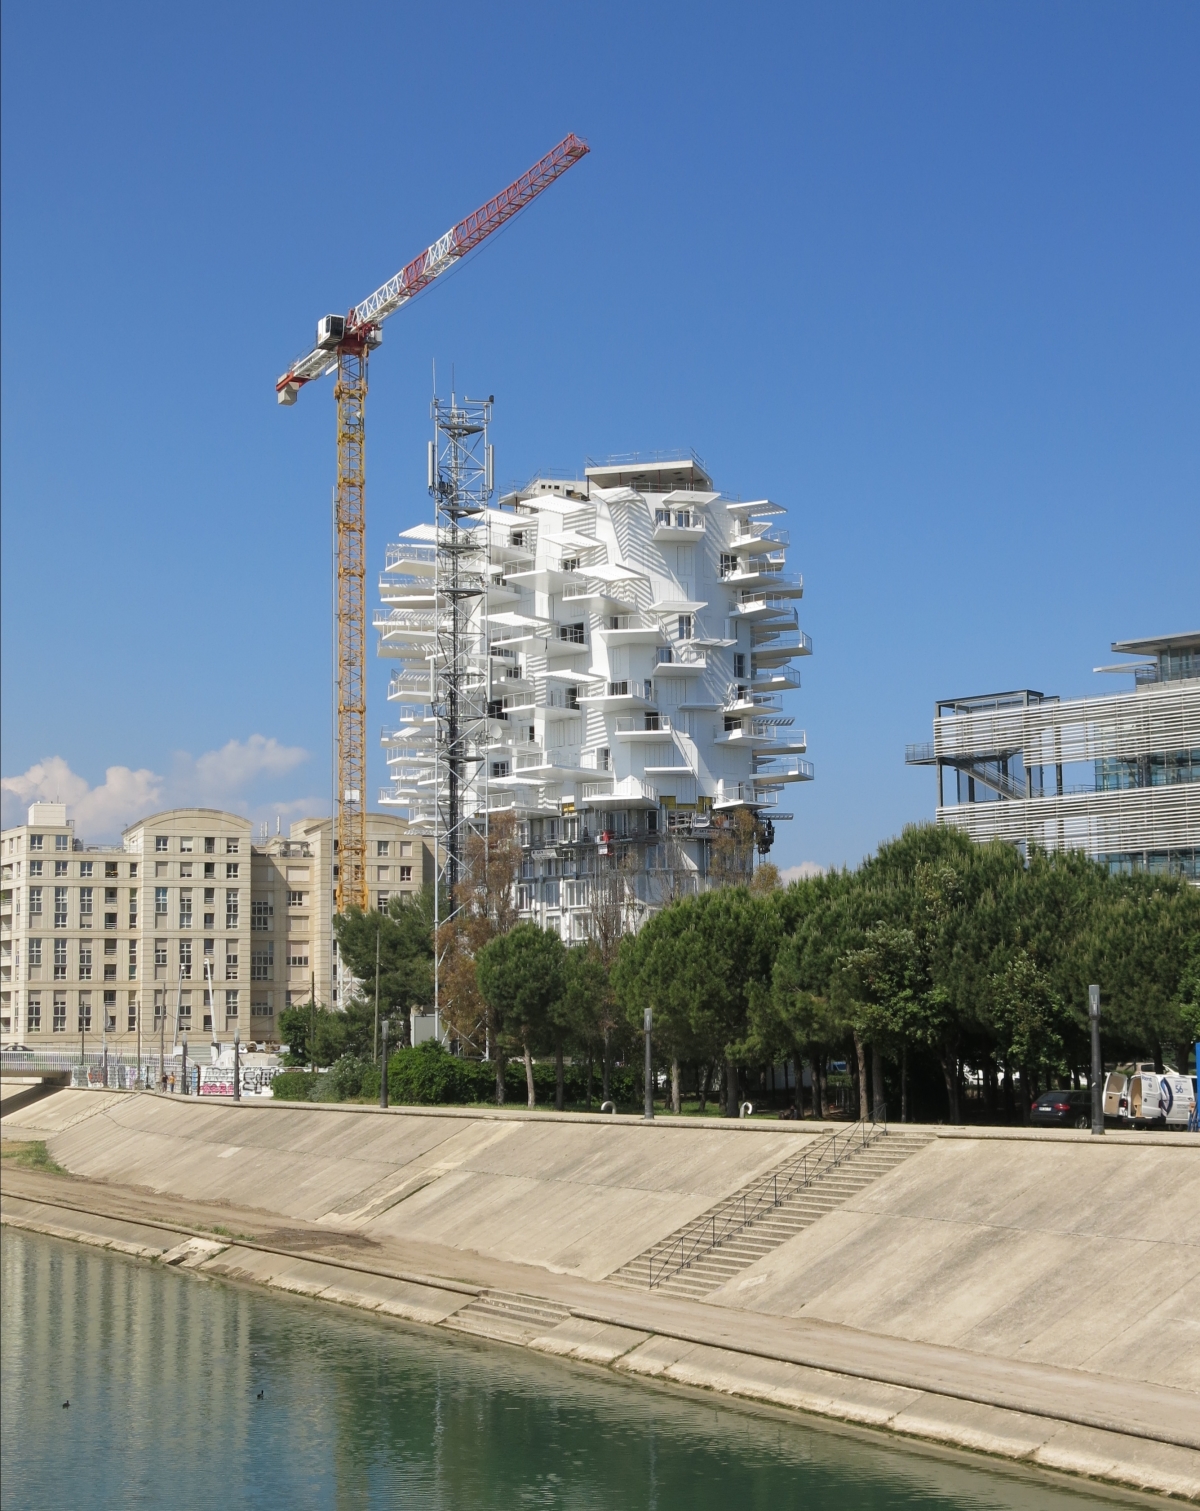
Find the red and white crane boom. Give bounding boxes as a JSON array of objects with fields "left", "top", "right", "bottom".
[{"left": 276, "top": 133, "right": 589, "bottom": 916}]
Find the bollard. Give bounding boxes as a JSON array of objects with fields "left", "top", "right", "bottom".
[
  {"left": 380, "top": 1019, "right": 389, "bottom": 1109},
  {"left": 233, "top": 1031, "right": 241, "bottom": 1102}
]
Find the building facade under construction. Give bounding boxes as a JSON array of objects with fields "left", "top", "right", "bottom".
[
  {"left": 377, "top": 410, "right": 813, "bottom": 941},
  {"left": 906, "top": 632, "right": 1199, "bottom": 879}
]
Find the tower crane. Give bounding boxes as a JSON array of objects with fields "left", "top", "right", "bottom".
[{"left": 277, "top": 134, "right": 589, "bottom": 914}]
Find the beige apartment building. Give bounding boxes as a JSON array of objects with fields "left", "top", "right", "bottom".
[{"left": 1, "top": 803, "right": 432, "bottom": 1050}]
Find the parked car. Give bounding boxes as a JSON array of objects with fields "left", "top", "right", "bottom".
[{"left": 1030, "top": 1088, "right": 1093, "bottom": 1128}]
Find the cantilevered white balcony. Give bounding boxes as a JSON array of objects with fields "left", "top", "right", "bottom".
[
  {"left": 614, "top": 713, "right": 675, "bottom": 738},
  {"left": 651, "top": 645, "right": 707, "bottom": 676},
  {"left": 752, "top": 630, "right": 813, "bottom": 668},
  {"left": 752, "top": 756, "right": 815, "bottom": 784},
  {"left": 581, "top": 776, "right": 659, "bottom": 809},
  {"left": 652, "top": 508, "right": 707, "bottom": 542},
  {"left": 578, "top": 680, "right": 657, "bottom": 713},
  {"left": 713, "top": 781, "right": 777, "bottom": 810},
  {"left": 595, "top": 613, "right": 668, "bottom": 646}
]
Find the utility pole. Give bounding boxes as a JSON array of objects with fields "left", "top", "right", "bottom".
[
  {"left": 310, "top": 971, "right": 316, "bottom": 1074},
  {"left": 643, "top": 1008, "right": 654, "bottom": 1121},
  {"left": 380, "top": 1018, "right": 389, "bottom": 1109},
  {"left": 373, "top": 924, "right": 381, "bottom": 1064},
  {"left": 1089, "top": 984, "right": 1104, "bottom": 1135},
  {"left": 233, "top": 1030, "right": 241, "bottom": 1102},
  {"left": 181, "top": 1032, "right": 189, "bottom": 1097}
]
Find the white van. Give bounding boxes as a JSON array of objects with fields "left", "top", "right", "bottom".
[{"left": 1118, "top": 1070, "right": 1197, "bottom": 1129}]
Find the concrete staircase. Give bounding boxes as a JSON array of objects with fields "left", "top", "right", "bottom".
[
  {"left": 607, "top": 1126, "right": 933, "bottom": 1300},
  {"left": 443, "top": 1289, "right": 572, "bottom": 1346}
]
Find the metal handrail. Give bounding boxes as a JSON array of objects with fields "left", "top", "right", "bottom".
[{"left": 645, "top": 1106, "right": 888, "bottom": 1289}]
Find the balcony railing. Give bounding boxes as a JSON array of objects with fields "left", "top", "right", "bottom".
[{"left": 614, "top": 713, "right": 673, "bottom": 733}]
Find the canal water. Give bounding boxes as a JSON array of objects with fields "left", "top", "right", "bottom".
[{"left": 2, "top": 1228, "right": 1119, "bottom": 1510}]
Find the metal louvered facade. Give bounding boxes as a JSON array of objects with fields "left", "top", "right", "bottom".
[{"left": 907, "top": 633, "right": 1200, "bottom": 880}]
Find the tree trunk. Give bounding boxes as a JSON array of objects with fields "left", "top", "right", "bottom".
[
  {"left": 555, "top": 1035, "right": 565, "bottom": 1112},
  {"left": 493, "top": 1010, "right": 505, "bottom": 1105},
  {"left": 900, "top": 1040, "right": 908, "bottom": 1123},
  {"left": 941, "top": 1050, "right": 960, "bottom": 1124},
  {"left": 983, "top": 1055, "right": 997, "bottom": 1121},
  {"left": 871, "top": 1042, "right": 885, "bottom": 1122},
  {"left": 1019, "top": 1063, "right": 1031, "bottom": 1125},
  {"left": 724, "top": 1057, "right": 739, "bottom": 1117},
  {"left": 810, "top": 1050, "right": 824, "bottom": 1119},
  {"left": 524, "top": 1039, "right": 536, "bottom": 1109},
  {"left": 1002, "top": 1061, "right": 1014, "bottom": 1122},
  {"left": 853, "top": 1031, "right": 869, "bottom": 1121},
  {"left": 586, "top": 1049, "right": 593, "bottom": 1111},
  {"left": 670, "top": 1056, "right": 681, "bottom": 1114},
  {"left": 698, "top": 1061, "right": 709, "bottom": 1115}
]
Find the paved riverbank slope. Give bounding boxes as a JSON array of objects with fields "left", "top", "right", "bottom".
[{"left": 3, "top": 1090, "right": 1197, "bottom": 1499}]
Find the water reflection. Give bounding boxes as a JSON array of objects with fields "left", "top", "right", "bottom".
[{"left": 2, "top": 1230, "right": 1110, "bottom": 1510}]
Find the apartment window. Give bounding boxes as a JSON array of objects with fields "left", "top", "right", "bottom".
[
  {"left": 129, "top": 862, "right": 137, "bottom": 878},
  {"left": 154, "top": 940, "right": 167, "bottom": 968},
  {"left": 129, "top": 889, "right": 138, "bottom": 926},
  {"left": 127, "top": 995, "right": 138, "bottom": 1031},
  {"left": 557, "top": 621, "right": 585, "bottom": 644},
  {"left": 677, "top": 614, "right": 694, "bottom": 640},
  {"left": 155, "top": 835, "right": 168, "bottom": 852},
  {"left": 54, "top": 886, "right": 68, "bottom": 927},
  {"left": 204, "top": 862, "right": 216, "bottom": 879},
  {"left": 29, "top": 887, "right": 42, "bottom": 916},
  {"left": 28, "top": 938, "right": 42, "bottom": 969},
  {"left": 600, "top": 748, "right": 611, "bottom": 772},
  {"left": 180, "top": 862, "right": 193, "bottom": 878},
  {"left": 179, "top": 891, "right": 193, "bottom": 929},
  {"left": 376, "top": 840, "right": 390, "bottom": 857},
  {"left": 204, "top": 837, "right": 216, "bottom": 854},
  {"left": 226, "top": 838, "right": 239, "bottom": 855},
  {"left": 128, "top": 941, "right": 137, "bottom": 979},
  {"left": 251, "top": 943, "right": 274, "bottom": 981},
  {"left": 225, "top": 946, "right": 238, "bottom": 980},
  {"left": 29, "top": 860, "right": 43, "bottom": 878},
  {"left": 377, "top": 892, "right": 389, "bottom": 910},
  {"left": 78, "top": 993, "right": 92, "bottom": 1031},
  {"left": 179, "top": 939, "right": 192, "bottom": 979},
  {"left": 734, "top": 653, "right": 746, "bottom": 678},
  {"left": 53, "top": 992, "right": 66, "bottom": 1032},
  {"left": 155, "top": 887, "right": 168, "bottom": 916},
  {"left": 719, "top": 552, "right": 737, "bottom": 578},
  {"left": 251, "top": 998, "right": 273, "bottom": 1019},
  {"left": 226, "top": 862, "right": 239, "bottom": 879},
  {"left": 204, "top": 937, "right": 214, "bottom": 957},
  {"left": 224, "top": 989, "right": 239, "bottom": 1018},
  {"left": 379, "top": 866, "right": 392, "bottom": 884},
  {"left": 105, "top": 861, "right": 118, "bottom": 878},
  {"left": 607, "top": 681, "right": 629, "bottom": 698},
  {"left": 180, "top": 837, "right": 193, "bottom": 853},
  {"left": 399, "top": 866, "right": 412, "bottom": 882},
  {"left": 204, "top": 886, "right": 215, "bottom": 904},
  {"left": 55, "top": 859, "right": 69, "bottom": 877},
  {"left": 155, "top": 861, "right": 167, "bottom": 878},
  {"left": 288, "top": 945, "right": 310, "bottom": 968},
  {"left": 27, "top": 993, "right": 41, "bottom": 1033},
  {"left": 79, "top": 942, "right": 92, "bottom": 980},
  {"left": 79, "top": 861, "right": 93, "bottom": 878},
  {"left": 178, "top": 991, "right": 192, "bottom": 1025},
  {"left": 55, "top": 834, "right": 69, "bottom": 852},
  {"left": 53, "top": 939, "right": 67, "bottom": 980},
  {"left": 287, "top": 890, "right": 304, "bottom": 907},
  {"left": 724, "top": 715, "right": 742, "bottom": 732},
  {"left": 153, "top": 989, "right": 165, "bottom": 1022},
  {"left": 491, "top": 761, "right": 510, "bottom": 779},
  {"left": 104, "top": 992, "right": 117, "bottom": 1031},
  {"left": 226, "top": 889, "right": 239, "bottom": 929},
  {"left": 30, "top": 834, "right": 44, "bottom": 852},
  {"left": 400, "top": 842, "right": 412, "bottom": 857},
  {"left": 104, "top": 887, "right": 118, "bottom": 905},
  {"left": 251, "top": 897, "right": 273, "bottom": 931}
]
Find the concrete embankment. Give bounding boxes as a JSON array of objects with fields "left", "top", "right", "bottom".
[{"left": 2, "top": 1089, "right": 1198, "bottom": 1500}]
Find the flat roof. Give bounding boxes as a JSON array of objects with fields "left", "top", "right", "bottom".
[
  {"left": 1111, "top": 631, "right": 1200, "bottom": 656},
  {"left": 585, "top": 456, "right": 712, "bottom": 491}
]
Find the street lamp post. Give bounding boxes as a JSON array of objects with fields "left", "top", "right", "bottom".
[
  {"left": 380, "top": 1018, "right": 389, "bottom": 1110},
  {"left": 1089, "top": 984, "right": 1104, "bottom": 1136},
  {"left": 181, "top": 1033, "right": 189, "bottom": 1097},
  {"left": 643, "top": 1008, "right": 654, "bottom": 1121},
  {"left": 233, "top": 1030, "right": 241, "bottom": 1102}
]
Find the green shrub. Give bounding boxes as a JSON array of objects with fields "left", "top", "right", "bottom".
[{"left": 271, "top": 1069, "right": 319, "bottom": 1101}]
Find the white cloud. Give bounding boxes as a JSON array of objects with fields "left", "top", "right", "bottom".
[
  {"left": 188, "top": 735, "right": 308, "bottom": 799},
  {"left": 2, "top": 736, "right": 312, "bottom": 841},
  {"left": 778, "top": 861, "right": 828, "bottom": 884},
  {"left": 2, "top": 756, "right": 163, "bottom": 837}
]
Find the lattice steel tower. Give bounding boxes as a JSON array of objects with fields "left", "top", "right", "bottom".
[{"left": 431, "top": 394, "right": 493, "bottom": 903}]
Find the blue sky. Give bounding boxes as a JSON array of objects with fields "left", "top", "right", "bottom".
[{"left": 2, "top": 1, "right": 1197, "bottom": 870}]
